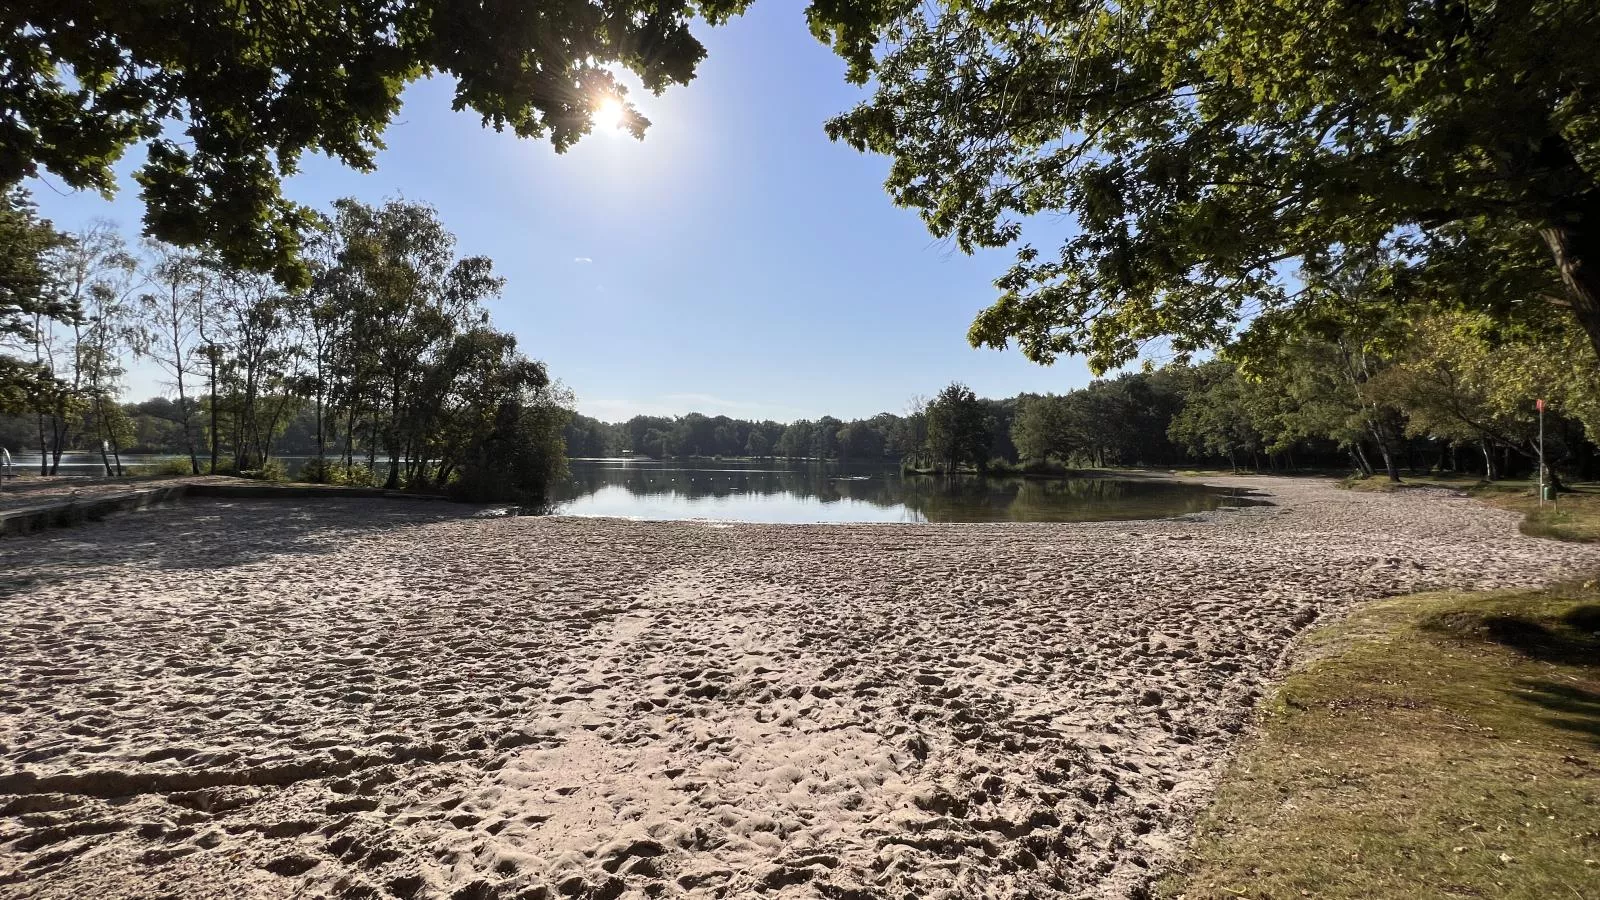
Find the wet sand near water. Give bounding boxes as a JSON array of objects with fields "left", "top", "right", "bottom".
[{"left": 3, "top": 476, "right": 1597, "bottom": 899}]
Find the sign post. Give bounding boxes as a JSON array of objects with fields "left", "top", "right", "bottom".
[{"left": 1537, "top": 398, "right": 1546, "bottom": 505}]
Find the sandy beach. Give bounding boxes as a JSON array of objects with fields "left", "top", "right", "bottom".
[{"left": 2, "top": 476, "right": 1597, "bottom": 899}]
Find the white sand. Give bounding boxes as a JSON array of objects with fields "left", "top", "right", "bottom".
[{"left": 2, "top": 476, "right": 1597, "bottom": 899}]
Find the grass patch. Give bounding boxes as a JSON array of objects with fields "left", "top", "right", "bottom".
[
  {"left": 1339, "top": 475, "right": 1600, "bottom": 542},
  {"left": 1486, "top": 492, "right": 1600, "bottom": 544},
  {"left": 1465, "top": 484, "right": 1600, "bottom": 543},
  {"left": 1160, "top": 583, "right": 1600, "bottom": 900}
]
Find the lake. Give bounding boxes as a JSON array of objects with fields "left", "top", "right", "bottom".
[
  {"left": 551, "top": 458, "right": 1264, "bottom": 523},
  {"left": 1, "top": 453, "right": 1265, "bottom": 523}
]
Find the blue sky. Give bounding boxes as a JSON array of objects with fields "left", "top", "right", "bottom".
[{"left": 27, "top": 4, "right": 1097, "bottom": 424}]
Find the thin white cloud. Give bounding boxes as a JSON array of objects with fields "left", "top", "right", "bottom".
[{"left": 573, "top": 256, "right": 593, "bottom": 264}]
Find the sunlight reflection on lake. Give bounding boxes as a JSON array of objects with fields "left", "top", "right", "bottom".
[{"left": 551, "top": 458, "right": 1266, "bottom": 524}]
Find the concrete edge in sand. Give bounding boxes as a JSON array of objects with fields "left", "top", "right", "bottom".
[{"left": 0, "top": 479, "right": 450, "bottom": 537}]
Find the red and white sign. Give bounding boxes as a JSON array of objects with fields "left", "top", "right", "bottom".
[{"left": 1537, "top": 398, "right": 1546, "bottom": 412}]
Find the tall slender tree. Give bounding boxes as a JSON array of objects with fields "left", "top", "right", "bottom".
[{"left": 137, "top": 244, "right": 206, "bottom": 473}]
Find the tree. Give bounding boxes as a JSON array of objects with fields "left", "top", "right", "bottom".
[
  {"left": 452, "top": 385, "right": 573, "bottom": 508},
  {"left": 211, "top": 267, "right": 302, "bottom": 471},
  {"left": 776, "top": 420, "right": 816, "bottom": 459},
  {"left": 565, "top": 413, "right": 620, "bottom": 458},
  {"left": 294, "top": 223, "right": 347, "bottom": 468},
  {"left": 745, "top": 428, "right": 772, "bottom": 458},
  {"left": 895, "top": 395, "right": 930, "bottom": 466},
  {"left": 837, "top": 421, "right": 885, "bottom": 460},
  {"left": 924, "top": 381, "right": 989, "bottom": 472},
  {"left": 1167, "top": 362, "right": 1267, "bottom": 473},
  {"left": 0, "top": 189, "right": 74, "bottom": 454},
  {"left": 822, "top": 0, "right": 1600, "bottom": 372},
  {"left": 1012, "top": 393, "right": 1076, "bottom": 463},
  {"left": 327, "top": 198, "right": 502, "bottom": 488},
  {"left": 137, "top": 243, "right": 206, "bottom": 473},
  {"left": 0, "top": 188, "right": 72, "bottom": 404},
  {"left": 624, "top": 415, "right": 673, "bottom": 457},
  {"left": 1, "top": 0, "right": 807, "bottom": 285},
  {"left": 812, "top": 415, "right": 843, "bottom": 459},
  {"left": 1372, "top": 311, "right": 1600, "bottom": 480},
  {"left": 55, "top": 224, "right": 142, "bottom": 475}
]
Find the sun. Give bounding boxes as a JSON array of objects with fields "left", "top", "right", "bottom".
[{"left": 591, "top": 98, "right": 625, "bottom": 132}]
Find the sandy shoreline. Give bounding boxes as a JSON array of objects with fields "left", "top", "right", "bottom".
[{"left": 3, "top": 476, "right": 1598, "bottom": 899}]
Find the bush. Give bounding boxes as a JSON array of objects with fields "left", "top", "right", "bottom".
[
  {"left": 297, "top": 458, "right": 379, "bottom": 486},
  {"left": 241, "top": 458, "right": 288, "bottom": 482},
  {"left": 984, "top": 457, "right": 1020, "bottom": 475},
  {"left": 139, "top": 457, "right": 198, "bottom": 477},
  {"left": 986, "top": 457, "right": 1072, "bottom": 477},
  {"left": 298, "top": 457, "right": 336, "bottom": 484},
  {"left": 450, "top": 399, "right": 569, "bottom": 506},
  {"left": 1021, "top": 458, "right": 1071, "bottom": 476},
  {"left": 332, "top": 462, "right": 379, "bottom": 487}
]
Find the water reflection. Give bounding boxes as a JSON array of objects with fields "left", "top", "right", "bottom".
[{"left": 552, "top": 458, "right": 1265, "bottom": 524}]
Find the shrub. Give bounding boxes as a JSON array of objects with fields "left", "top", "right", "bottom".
[
  {"left": 1020, "top": 458, "right": 1071, "bottom": 476},
  {"left": 450, "top": 399, "right": 569, "bottom": 506},
  {"left": 986, "top": 457, "right": 1071, "bottom": 477},
  {"left": 139, "top": 457, "right": 198, "bottom": 477},
  {"left": 241, "top": 459, "right": 288, "bottom": 482},
  {"left": 298, "top": 457, "right": 336, "bottom": 484},
  {"left": 333, "top": 462, "right": 379, "bottom": 487}
]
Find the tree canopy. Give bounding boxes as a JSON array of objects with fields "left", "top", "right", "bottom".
[
  {"left": 0, "top": 188, "right": 71, "bottom": 411},
  {"left": 821, "top": 0, "right": 1600, "bottom": 369},
  {"left": 1, "top": 0, "right": 795, "bottom": 286},
  {"left": 925, "top": 382, "right": 990, "bottom": 471}
]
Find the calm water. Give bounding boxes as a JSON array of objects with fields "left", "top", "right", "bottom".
[
  {"left": 552, "top": 458, "right": 1264, "bottom": 524},
  {"left": 3, "top": 453, "right": 1266, "bottom": 523}
]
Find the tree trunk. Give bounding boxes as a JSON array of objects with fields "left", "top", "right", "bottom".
[
  {"left": 344, "top": 406, "right": 357, "bottom": 471},
  {"left": 176, "top": 377, "right": 198, "bottom": 476},
  {"left": 1352, "top": 444, "right": 1374, "bottom": 477},
  {"left": 1541, "top": 207, "right": 1600, "bottom": 365},
  {"left": 385, "top": 383, "right": 401, "bottom": 490},
  {"left": 92, "top": 394, "right": 122, "bottom": 476},
  {"left": 173, "top": 316, "right": 199, "bottom": 476},
  {"left": 1368, "top": 423, "right": 1401, "bottom": 482},
  {"left": 35, "top": 413, "right": 49, "bottom": 475},
  {"left": 208, "top": 350, "right": 220, "bottom": 475},
  {"left": 47, "top": 409, "right": 66, "bottom": 475},
  {"left": 1481, "top": 440, "right": 1496, "bottom": 481}
]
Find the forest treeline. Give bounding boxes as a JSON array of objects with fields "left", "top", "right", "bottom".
[
  {"left": 0, "top": 190, "right": 569, "bottom": 504},
  {"left": 46, "top": 299, "right": 1596, "bottom": 486},
  {"left": 563, "top": 309, "right": 1600, "bottom": 483}
]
